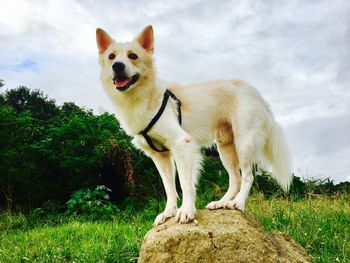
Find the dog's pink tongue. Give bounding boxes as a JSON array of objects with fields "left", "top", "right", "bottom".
[{"left": 115, "top": 79, "right": 129, "bottom": 88}]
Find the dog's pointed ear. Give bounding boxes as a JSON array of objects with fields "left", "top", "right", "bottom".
[
  {"left": 96, "top": 28, "right": 113, "bottom": 54},
  {"left": 136, "top": 25, "right": 154, "bottom": 54}
]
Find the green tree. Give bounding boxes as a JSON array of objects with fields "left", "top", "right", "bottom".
[
  {"left": 0, "top": 105, "right": 35, "bottom": 210},
  {"left": 0, "top": 86, "right": 137, "bottom": 210},
  {"left": 4, "top": 86, "right": 59, "bottom": 121}
]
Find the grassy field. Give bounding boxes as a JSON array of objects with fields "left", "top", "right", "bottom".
[{"left": 0, "top": 194, "right": 349, "bottom": 262}]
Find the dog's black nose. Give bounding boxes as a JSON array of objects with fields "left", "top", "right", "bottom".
[{"left": 112, "top": 62, "right": 125, "bottom": 73}]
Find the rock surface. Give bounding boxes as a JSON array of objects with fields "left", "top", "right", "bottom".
[{"left": 138, "top": 209, "right": 310, "bottom": 263}]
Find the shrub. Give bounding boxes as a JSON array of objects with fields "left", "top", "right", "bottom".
[{"left": 66, "top": 185, "right": 119, "bottom": 219}]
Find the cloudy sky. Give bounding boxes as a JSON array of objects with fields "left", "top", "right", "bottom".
[{"left": 1, "top": 0, "right": 349, "bottom": 182}]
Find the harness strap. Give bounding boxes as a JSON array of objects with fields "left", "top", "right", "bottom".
[{"left": 140, "top": 89, "right": 182, "bottom": 152}]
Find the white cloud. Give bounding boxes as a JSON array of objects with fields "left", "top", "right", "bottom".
[
  {"left": 1, "top": 0, "right": 349, "bottom": 182},
  {"left": 285, "top": 113, "right": 350, "bottom": 183}
]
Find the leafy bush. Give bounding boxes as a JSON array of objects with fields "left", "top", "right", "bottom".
[{"left": 66, "top": 185, "right": 119, "bottom": 219}]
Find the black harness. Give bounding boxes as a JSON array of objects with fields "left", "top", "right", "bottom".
[{"left": 139, "top": 89, "right": 182, "bottom": 152}]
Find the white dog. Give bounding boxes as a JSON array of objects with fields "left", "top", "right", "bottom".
[{"left": 96, "top": 25, "right": 292, "bottom": 226}]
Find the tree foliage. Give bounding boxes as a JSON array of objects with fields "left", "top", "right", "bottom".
[{"left": 0, "top": 86, "right": 137, "bottom": 210}]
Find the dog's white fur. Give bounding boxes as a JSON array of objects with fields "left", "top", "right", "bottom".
[{"left": 96, "top": 25, "right": 292, "bottom": 226}]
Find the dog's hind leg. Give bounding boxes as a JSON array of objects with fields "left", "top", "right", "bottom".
[
  {"left": 224, "top": 134, "right": 256, "bottom": 211},
  {"left": 150, "top": 151, "right": 178, "bottom": 226},
  {"left": 207, "top": 121, "right": 242, "bottom": 210},
  {"left": 224, "top": 163, "right": 253, "bottom": 211}
]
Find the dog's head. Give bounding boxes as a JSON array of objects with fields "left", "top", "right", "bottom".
[{"left": 96, "top": 25, "right": 154, "bottom": 93}]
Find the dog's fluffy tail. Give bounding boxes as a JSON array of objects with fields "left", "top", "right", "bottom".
[{"left": 264, "top": 121, "right": 292, "bottom": 191}]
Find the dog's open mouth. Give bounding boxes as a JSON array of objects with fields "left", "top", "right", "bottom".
[{"left": 113, "top": 74, "right": 140, "bottom": 91}]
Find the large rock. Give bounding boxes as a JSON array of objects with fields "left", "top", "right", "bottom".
[{"left": 138, "top": 209, "right": 310, "bottom": 263}]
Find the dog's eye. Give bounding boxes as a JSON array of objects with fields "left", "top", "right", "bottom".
[
  {"left": 108, "top": 53, "right": 116, "bottom": 60},
  {"left": 128, "top": 53, "right": 138, "bottom": 60}
]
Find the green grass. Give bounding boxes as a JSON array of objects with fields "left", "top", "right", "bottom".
[
  {"left": 0, "top": 220, "right": 150, "bottom": 262},
  {"left": 0, "top": 212, "right": 152, "bottom": 263},
  {"left": 0, "top": 194, "right": 349, "bottom": 262},
  {"left": 247, "top": 194, "right": 350, "bottom": 262}
]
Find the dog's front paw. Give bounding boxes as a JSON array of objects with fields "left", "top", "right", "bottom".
[
  {"left": 224, "top": 197, "right": 246, "bottom": 211},
  {"left": 153, "top": 209, "right": 176, "bottom": 226},
  {"left": 206, "top": 200, "right": 227, "bottom": 210},
  {"left": 175, "top": 205, "right": 196, "bottom": 224}
]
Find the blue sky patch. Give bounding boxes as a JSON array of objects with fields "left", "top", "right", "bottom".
[{"left": 14, "top": 59, "right": 40, "bottom": 73}]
